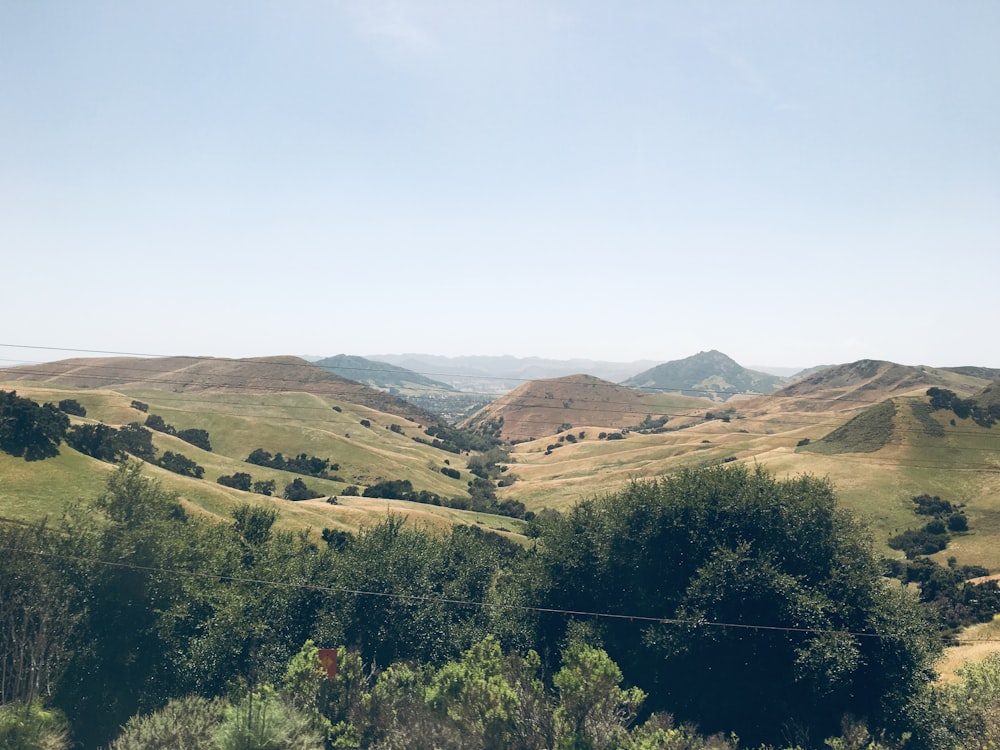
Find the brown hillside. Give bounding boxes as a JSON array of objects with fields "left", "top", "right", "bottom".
[
  {"left": 757, "top": 360, "right": 990, "bottom": 414},
  {"left": 462, "top": 374, "right": 663, "bottom": 442},
  {"left": 0, "top": 356, "right": 438, "bottom": 424}
]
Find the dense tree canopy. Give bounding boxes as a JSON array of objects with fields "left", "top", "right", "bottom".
[{"left": 533, "top": 465, "right": 940, "bottom": 744}]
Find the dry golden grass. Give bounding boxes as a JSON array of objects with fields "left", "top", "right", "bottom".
[{"left": 936, "top": 616, "right": 1000, "bottom": 683}]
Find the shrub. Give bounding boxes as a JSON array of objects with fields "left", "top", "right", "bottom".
[{"left": 108, "top": 696, "right": 223, "bottom": 750}]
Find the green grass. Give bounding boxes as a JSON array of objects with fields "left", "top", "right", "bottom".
[
  {"left": 0, "top": 383, "right": 513, "bottom": 538},
  {"left": 804, "top": 400, "right": 897, "bottom": 454},
  {"left": 7, "top": 381, "right": 1000, "bottom": 568}
]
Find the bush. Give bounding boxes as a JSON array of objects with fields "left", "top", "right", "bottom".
[
  {"left": 130, "top": 400, "right": 148, "bottom": 412},
  {"left": 440, "top": 467, "right": 461, "bottom": 480},
  {"left": 108, "top": 696, "right": 223, "bottom": 750},
  {"left": 0, "top": 700, "right": 71, "bottom": 750}
]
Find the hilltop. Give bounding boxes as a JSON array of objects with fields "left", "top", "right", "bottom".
[
  {"left": 622, "top": 350, "right": 788, "bottom": 400},
  {"left": 765, "top": 359, "right": 989, "bottom": 413}
]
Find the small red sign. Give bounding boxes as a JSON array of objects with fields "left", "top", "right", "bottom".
[{"left": 317, "top": 648, "right": 338, "bottom": 679}]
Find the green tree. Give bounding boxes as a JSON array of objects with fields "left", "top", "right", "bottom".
[
  {"left": 57, "top": 398, "right": 86, "bottom": 417},
  {"left": 553, "top": 638, "right": 645, "bottom": 750},
  {"left": 158, "top": 450, "right": 204, "bottom": 478},
  {"left": 65, "top": 422, "right": 123, "bottom": 462},
  {"left": 177, "top": 427, "right": 212, "bottom": 452},
  {"left": 0, "top": 390, "right": 69, "bottom": 460},
  {"left": 535, "top": 464, "right": 939, "bottom": 745}
]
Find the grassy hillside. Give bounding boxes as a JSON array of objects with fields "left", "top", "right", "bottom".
[
  {"left": 497, "top": 377, "right": 1000, "bottom": 568},
  {"left": 0, "top": 381, "right": 524, "bottom": 538},
  {"left": 461, "top": 374, "right": 700, "bottom": 442},
  {"left": 6, "top": 360, "right": 1000, "bottom": 569}
]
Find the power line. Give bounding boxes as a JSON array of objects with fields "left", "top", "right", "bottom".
[{"left": 2, "top": 541, "right": 985, "bottom": 645}]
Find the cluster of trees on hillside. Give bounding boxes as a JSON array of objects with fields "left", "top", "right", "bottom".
[
  {"left": 0, "top": 390, "right": 207, "bottom": 479},
  {"left": 2, "top": 462, "right": 979, "bottom": 750},
  {"left": 927, "top": 386, "right": 1000, "bottom": 428},
  {"left": 246, "top": 449, "right": 341, "bottom": 480},
  {"left": 144, "top": 413, "right": 213, "bottom": 451},
  {"left": 883, "top": 494, "right": 1000, "bottom": 632}
]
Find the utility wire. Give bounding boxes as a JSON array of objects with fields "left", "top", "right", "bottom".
[{"left": 2, "top": 541, "right": 987, "bottom": 645}]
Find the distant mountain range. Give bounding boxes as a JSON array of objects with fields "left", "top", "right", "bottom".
[
  {"left": 314, "top": 355, "right": 455, "bottom": 392},
  {"left": 366, "top": 353, "right": 660, "bottom": 394}
]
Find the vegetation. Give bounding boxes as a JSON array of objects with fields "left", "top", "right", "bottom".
[
  {"left": 246, "top": 448, "right": 340, "bottom": 479},
  {"left": 144, "top": 413, "right": 214, "bottom": 451},
  {"left": 0, "top": 461, "right": 990, "bottom": 749},
  {"left": 57, "top": 398, "right": 86, "bottom": 417},
  {"left": 804, "top": 399, "right": 897, "bottom": 454},
  {"left": 0, "top": 389, "right": 69, "bottom": 461}
]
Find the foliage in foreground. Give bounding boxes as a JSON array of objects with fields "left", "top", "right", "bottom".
[{"left": 0, "top": 462, "right": 961, "bottom": 749}]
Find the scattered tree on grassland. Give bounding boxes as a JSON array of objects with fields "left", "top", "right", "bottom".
[{"left": 0, "top": 390, "right": 69, "bottom": 461}]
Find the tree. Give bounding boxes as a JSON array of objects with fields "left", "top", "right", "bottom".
[
  {"left": 219, "top": 472, "right": 253, "bottom": 491},
  {"left": 534, "top": 464, "right": 939, "bottom": 745},
  {"left": 553, "top": 638, "right": 645, "bottom": 750},
  {"left": 252, "top": 479, "right": 276, "bottom": 496},
  {"left": 283, "top": 477, "right": 322, "bottom": 501},
  {"left": 57, "top": 398, "right": 86, "bottom": 417},
  {"left": 65, "top": 423, "right": 124, "bottom": 462},
  {"left": 117, "top": 422, "right": 157, "bottom": 461},
  {"left": 177, "top": 428, "right": 212, "bottom": 452},
  {"left": 158, "top": 450, "right": 204, "bottom": 478},
  {"left": 0, "top": 390, "right": 69, "bottom": 460},
  {"left": 144, "top": 413, "right": 176, "bottom": 434}
]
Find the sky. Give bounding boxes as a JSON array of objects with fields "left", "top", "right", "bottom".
[{"left": 2, "top": 1, "right": 998, "bottom": 371}]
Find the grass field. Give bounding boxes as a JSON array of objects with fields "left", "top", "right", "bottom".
[{"left": 0, "top": 382, "right": 510, "bottom": 538}]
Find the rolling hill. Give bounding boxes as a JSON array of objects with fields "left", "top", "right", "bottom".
[
  {"left": 5, "top": 355, "right": 1000, "bottom": 571},
  {"left": 622, "top": 350, "right": 788, "bottom": 400},
  {"left": 0, "top": 355, "right": 439, "bottom": 424},
  {"left": 459, "top": 374, "right": 701, "bottom": 443}
]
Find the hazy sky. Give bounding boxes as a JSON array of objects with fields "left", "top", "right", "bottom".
[{"left": 3, "top": 1, "right": 998, "bottom": 371}]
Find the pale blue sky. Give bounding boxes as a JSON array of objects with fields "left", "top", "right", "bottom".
[{"left": 2, "top": 1, "right": 998, "bottom": 370}]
